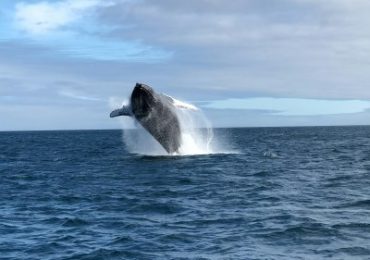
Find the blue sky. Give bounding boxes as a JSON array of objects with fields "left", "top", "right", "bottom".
[{"left": 1, "top": 0, "right": 370, "bottom": 130}]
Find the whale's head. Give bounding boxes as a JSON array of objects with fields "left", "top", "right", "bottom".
[{"left": 131, "top": 83, "right": 156, "bottom": 118}]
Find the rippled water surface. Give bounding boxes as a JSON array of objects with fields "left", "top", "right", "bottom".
[{"left": 1, "top": 126, "right": 370, "bottom": 259}]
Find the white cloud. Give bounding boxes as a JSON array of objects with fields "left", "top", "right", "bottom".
[
  {"left": 204, "top": 98, "right": 370, "bottom": 116},
  {"left": 14, "top": 0, "right": 112, "bottom": 35},
  {"left": 11, "top": 0, "right": 169, "bottom": 62},
  {"left": 58, "top": 89, "right": 101, "bottom": 101}
]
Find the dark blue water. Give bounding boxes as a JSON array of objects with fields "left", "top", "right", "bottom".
[{"left": 1, "top": 126, "right": 370, "bottom": 259}]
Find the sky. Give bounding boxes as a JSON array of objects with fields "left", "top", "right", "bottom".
[{"left": 1, "top": 0, "right": 370, "bottom": 130}]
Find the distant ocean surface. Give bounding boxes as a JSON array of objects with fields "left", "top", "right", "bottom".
[{"left": 1, "top": 126, "right": 370, "bottom": 259}]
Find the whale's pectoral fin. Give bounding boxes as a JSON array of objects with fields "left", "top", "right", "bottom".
[{"left": 110, "top": 106, "right": 132, "bottom": 118}]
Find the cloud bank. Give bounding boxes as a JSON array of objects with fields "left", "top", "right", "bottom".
[
  {"left": 1, "top": 0, "right": 370, "bottom": 130},
  {"left": 204, "top": 98, "right": 370, "bottom": 116}
]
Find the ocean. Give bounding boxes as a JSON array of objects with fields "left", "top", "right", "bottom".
[{"left": 1, "top": 126, "right": 370, "bottom": 259}]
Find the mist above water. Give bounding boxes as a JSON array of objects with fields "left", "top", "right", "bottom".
[
  {"left": 109, "top": 96, "right": 233, "bottom": 156},
  {"left": 122, "top": 108, "right": 218, "bottom": 156}
]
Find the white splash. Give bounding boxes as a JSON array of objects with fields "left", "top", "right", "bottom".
[
  {"left": 110, "top": 97, "right": 231, "bottom": 156},
  {"left": 175, "top": 108, "right": 215, "bottom": 155},
  {"left": 123, "top": 125, "right": 168, "bottom": 156}
]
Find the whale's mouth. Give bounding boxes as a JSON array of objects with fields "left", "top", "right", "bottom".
[
  {"left": 131, "top": 84, "right": 156, "bottom": 118},
  {"left": 134, "top": 83, "right": 153, "bottom": 95}
]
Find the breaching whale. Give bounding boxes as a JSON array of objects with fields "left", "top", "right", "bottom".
[{"left": 110, "top": 83, "right": 197, "bottom": 154}]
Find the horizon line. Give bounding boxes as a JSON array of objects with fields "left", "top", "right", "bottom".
[{"left": 1, "top": 124, "right": 370, "bottom": 133}]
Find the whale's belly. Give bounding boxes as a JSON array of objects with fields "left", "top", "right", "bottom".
[{"left": 136, "top": 103, "right": 181, "bottom": 154}]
